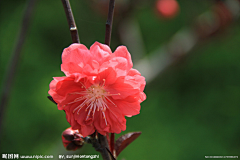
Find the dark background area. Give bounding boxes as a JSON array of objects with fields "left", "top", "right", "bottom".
[{"left": 1, "top": 0, "right": 240, "bottom": 159}]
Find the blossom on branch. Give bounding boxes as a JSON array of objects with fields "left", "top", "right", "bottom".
[
  {"left": 62, "top": 127, "right": 84, "bottom": 151},
  {"left": 49, "top": 42, "right": 146, "bottom": 137}
]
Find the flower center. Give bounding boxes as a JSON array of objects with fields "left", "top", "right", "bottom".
[
  {"left": 89, "top": 85, "right": 105, "bottom": 99},
  {"left": 65, "top": 79, "right": 119, "bottom": 126}
]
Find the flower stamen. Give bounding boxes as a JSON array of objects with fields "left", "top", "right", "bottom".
[
  {"left": 67, "top": 82, "right": 121, "bottom": 126},
  {"left": 105, "top": 96, "right": 116, "bottom": 107},
  {"left": 107, "top": 92, "right": 121, "bottom": 96},
  {"left": 102, "top": 79, "right": 106, "bottom": 86},
  {"left": 79, "top": 81, "right": 87, "bottom": 89}
]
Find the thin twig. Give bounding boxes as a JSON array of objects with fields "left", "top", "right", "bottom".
[
  {"left": 110, "top": 133, "right": 115, "bottom": 157},
  {"left": 98, "top": 133, "right": 111, "bottom": 160},
  {"left": 0, "top": 0, "right": 37, "bottom": 135},
  {"left": 105, "top": 0, "right": 115, "bottom": 46},
  {"left": 61, "top": 0, "right": 80, "bottom": 43},
  {"left": 106, "top": 147, "right": 116, "bottom": 160}
]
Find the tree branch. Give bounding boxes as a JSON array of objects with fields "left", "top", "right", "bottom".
[
  {"left": 0, "top": 0, "right": 37, "bottom": 135},
  {"left": 110, "top": 133, "right": 116, "bottom": 157},
  {"left": 61, "top": 0, "right": 80, "bottom": 43},
  {"left": 105, "top": 0, "right": 115, "bottom": 46},
  {"left": 98, "top": 133, "right": 111, "bottom": 160}
]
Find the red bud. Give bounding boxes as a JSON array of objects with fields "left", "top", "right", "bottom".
[{"left": 61, "top": 127, "right": 84, "bottom": 151}]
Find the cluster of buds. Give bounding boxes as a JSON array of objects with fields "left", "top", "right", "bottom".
[{"left": 62, "top": 127, "right": 85, "bottom": 151}]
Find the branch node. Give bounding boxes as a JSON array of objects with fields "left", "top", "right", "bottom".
[{"left": 61, "top": 0, "right": 80, "bottom": 43}]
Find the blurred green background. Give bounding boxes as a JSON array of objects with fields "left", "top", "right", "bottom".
[{"left": 1, "top": 0, "right": 240, "bottom": 159}]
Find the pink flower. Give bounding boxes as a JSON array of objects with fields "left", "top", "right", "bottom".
[{"left": 49, "top": 42, "right": 146, "bottom": 137}]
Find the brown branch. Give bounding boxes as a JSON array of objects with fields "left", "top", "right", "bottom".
[
  {"left": 105, "top": 0, "right": 115, "bottom": 46},
  {"left": 0, "top": 0, "right": 37, "bottom": 135},
  {"left": 110, "top": 133, "right": 116, "bottom": 157},
  {"left": 61, "top": 0, "right": 80, "bottom": 43},
  {"left": 98, "top": 133, "right": 111, "bottom": 160},
  {"left": 106, "top": 147, "right": 116, "bottom": 160}
]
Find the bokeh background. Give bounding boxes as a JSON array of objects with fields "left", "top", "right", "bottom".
[{"left": 1, "top": 0, "right": 240, "bottom": 159}]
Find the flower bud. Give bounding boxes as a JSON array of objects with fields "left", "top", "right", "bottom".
[{"left": 62, "top": 127, "right": 84, "bottom": 151}]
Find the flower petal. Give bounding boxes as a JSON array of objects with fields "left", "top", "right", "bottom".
[
  {"left": 97, "top": 67, "right": 117, "bottom": 85},
  {"left": 127, "top": 69, "right": 141, "bottom": 76},
  {"left": 48, "top": 75, "right": 87, "bottom": 109},
  {"left": 105, "top": 77, "right": 141, "bottom": 99},
  {"left": 61, "top": 43, "right": 92, "bottom": 76},
  {"left": 81, "top": 125, "right": 95, "bottom": 137},
  {"left": 112, "top": 46, "right": 133, "bottom": 71},
  {"left": 105, "top": 105, "right": 126, "bottom": 133},
  {"left": 114, "top": 100, "right": 140, "bottom": 116},
  {"left": 93, "top": 111, "right": 109, "bottom": 135},
  {"left": 90, "top": 42, "right": 112, "bottom": 64}
]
